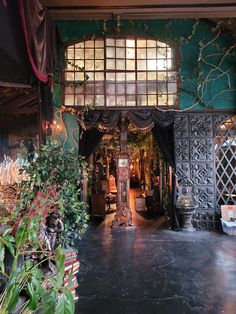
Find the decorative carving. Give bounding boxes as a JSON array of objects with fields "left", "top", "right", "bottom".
[
  {"left": 174, "top": 112, "right": 234, "bottom": 229},
  {"left": 175, "top": 139, "right": 189, "bottom": 161},
  {"left": 112, "top": 205, "right": 133, "bottom": 227},
  {"left": 191, "top": 163, "right": 214, "bottom": 185},
  {"left": 192, "top": 211, "right": 221, "bottom": 231},
  {"left": 190, "top": 115, "right": 213, "bottom": 137},
  {"left": 190, "top": 139, "right": 213, "bottom": 161},
  {"left": 213, "top": 115, "right": 230, "bottom": 135},
  {"left": 176, "top": 163, "right": 190, "bottom": 185},
  {"left": 174, "top": 115, "right": 188, "bottom": 138},
  {"left": 195, "top": 187, "right": 214, "bottom": 210},
  {"left": 176, "top": 204, "right": 197, "bottom": 231},
  {"left": 112, "top": 115, "right": 133, "bottom": 227}
]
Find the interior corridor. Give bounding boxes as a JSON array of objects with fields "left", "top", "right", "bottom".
[{"left": 98, "top": 188, "right": 164, "bottom": 230}]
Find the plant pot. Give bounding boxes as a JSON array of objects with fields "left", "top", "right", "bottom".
[{"left": 177, "top": 205, "right": 197, "bottom": 231}]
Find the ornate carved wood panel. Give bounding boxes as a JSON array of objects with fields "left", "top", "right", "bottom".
[{"left": 174, "top": 112, "right": 235, "bottom": 230}]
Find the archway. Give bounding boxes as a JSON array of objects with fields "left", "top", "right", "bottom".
[{"left": 78, "top": 109, "right": 179, "bottom": 230}]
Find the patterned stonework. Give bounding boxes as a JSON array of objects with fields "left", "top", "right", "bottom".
[
  {"left": 174, "top": 112, "right": 234, "bottom": 229},
  {"left": 191, "top": 163, "right": 214, "bottom": 185},
  {"left": 190, "top": 115, "right": 213, "bottom": 137},
  {"left": 175, "top": 139, "right": 189, "bottom": 161},
  {"left": 176, "top": 163, "right": 190, "bottom": 185},
  {"left": 190, "top": 139, "right": 214, "bottom": 161},
  {"left": 174, "top": 115, "right": 188, "bottom": 138},
  {"left": 195, "top": 187, "right": 214, "bottom": 210}
]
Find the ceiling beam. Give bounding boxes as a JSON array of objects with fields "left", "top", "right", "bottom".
[
  {"left": 45, "top": 0, "right": 236, "bottom": 6},
  {"left": 46, "top": 0, "right": 236, "bottom": 20},
  {"left": 48, "top": 6, "right": 236, "bottom": 20},
  {"left": 0, "top": 81, "right": 32, "bottom": 89}
]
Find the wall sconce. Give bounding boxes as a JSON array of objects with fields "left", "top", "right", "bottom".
[{"left": 51, "top": 120, "right": 62, "bottom": 132}]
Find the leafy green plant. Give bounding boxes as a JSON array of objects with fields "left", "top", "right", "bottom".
[
  {"left": 19, "top": 140, "right": 90, "bottom": 248},
  {"left": 0, "top": 215, "right": 73, "bottom": 314}
]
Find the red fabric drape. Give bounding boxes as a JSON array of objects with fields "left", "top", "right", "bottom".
[{"left": 18, "top": 0, "right": 55, "bottom": 83}]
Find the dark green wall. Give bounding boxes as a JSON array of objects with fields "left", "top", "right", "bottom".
[
  {"left": 52, "top": 77, "right": 79, "bottom": 152},
  {"left": 57, "top": 19, "right": 236, "bottom": 111}
]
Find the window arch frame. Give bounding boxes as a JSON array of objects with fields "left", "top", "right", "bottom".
[{"left": 63, "top": 35, "right": 179, "bottom": 109}]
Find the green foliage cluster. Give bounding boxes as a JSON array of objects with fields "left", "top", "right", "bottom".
[
  {"left": 0, "top": 141, "right": 90, "bottom": 313},
  {"left": 127, "top": 130, "right": 152, "bottom": 152},
  {"left": 19, "top": 140, "right": 90, "bottom": 247},
  {"left": 0, "top": 221, "right": 74, "bottom": 314}
]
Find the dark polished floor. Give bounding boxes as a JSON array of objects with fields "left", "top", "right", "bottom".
[{"left": 75, "top": 201, "right": 236, "bottom": 314}]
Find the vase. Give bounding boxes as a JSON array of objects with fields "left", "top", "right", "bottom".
[{"left": 177, "top": 204, "right": 197, "bottom": 231}]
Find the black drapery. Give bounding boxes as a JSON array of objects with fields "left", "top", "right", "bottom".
[
  {"left": 77, "top": 110, "right": 120, "bottom": 131},
  {"left": 77, "top": 109, "right": 180, "bottom": 230},
  {"left": 152, "top": 124, "right": 180, "bottom": 231},
  {"left": 79, "top": 127, "right": 103, "bottom": 160},
  {"left": 78, "top": 109, "right": 175, "bottom": 131}
]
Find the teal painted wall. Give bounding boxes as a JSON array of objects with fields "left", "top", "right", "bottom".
[
  {"left": 52, "top": 75, "right": 79, "bottom": 152},
  {"left": 57, "top": 19, "right": 236, "bottom": 111}
]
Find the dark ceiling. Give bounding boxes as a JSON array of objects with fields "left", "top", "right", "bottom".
[{"left": 0, "top": 85, "right": 38, "bottom": 128}]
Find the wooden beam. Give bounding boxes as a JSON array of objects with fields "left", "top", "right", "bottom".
[
  {"left": 0, "top": 95, "right": 37, "bottom": 111},
  {"left": 49, "top": 6, "right": 236, "bottom": 20},
  {"left": 46, "top": 0, "right": 236, "bottom": 6},
  {"left": 5, "top": 107, "right": 38, "bottom": 115},
  {"left": 0, "top": 81, "right": 32, "bottom": 88}
]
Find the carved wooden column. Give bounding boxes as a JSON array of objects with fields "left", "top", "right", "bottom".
[{"left": 112, "top": 112, "right": 133, "bottom": 227}]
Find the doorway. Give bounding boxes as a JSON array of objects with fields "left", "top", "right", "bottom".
[{"left": 88, "top": 124, "right": 172, "bottom": 228}]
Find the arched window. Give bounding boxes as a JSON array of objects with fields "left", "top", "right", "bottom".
[{"left": 64, "top": 37, "right": 178, "bottom": 108}]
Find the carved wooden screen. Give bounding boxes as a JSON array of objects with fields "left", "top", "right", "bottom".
[{"left": 215, "top": 115, "right": 236, "bottom": 210}]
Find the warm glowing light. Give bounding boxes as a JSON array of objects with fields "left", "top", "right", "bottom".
[
  {"left": 136, "top": 158, "right": 139, "bottom": 162},
  {"left": 53, "top": 120, "right": 57, "bottom": 125}
]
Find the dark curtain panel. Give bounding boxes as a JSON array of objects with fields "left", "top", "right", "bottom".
[
  {"left": 127, "top": 110, "right": 175, "bottom": 130},
  {"left": 152, "top": 124, "right": 180, "bottom": 231},
  {"left": 79, "top": 128, "right": 103, "bottom": 159},
  {"left": 127, "top": 110, "right": 154, "bottom": 130},
  {"left": 18, "top": 0, "right": 65, "bottom": 83},
  {"left": 0, "top": 1, "right": 34, "bottom": 84},
  {"left": 78, "top": 110, "right": 120, "bottom": 131},
  {"left": 80, "top": 110, "right": 175, "bottom": 132},
  {"left": 39, "top": 82, "right": 53, "bottom": 143}
]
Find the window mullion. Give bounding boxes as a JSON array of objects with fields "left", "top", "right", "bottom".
[{"left": 104, "top": 36, "right": 107, "bottom": 107}]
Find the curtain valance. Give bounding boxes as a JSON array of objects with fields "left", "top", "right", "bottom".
[{"left": 77, "top": 109, "right": 175, "bottom": 132}]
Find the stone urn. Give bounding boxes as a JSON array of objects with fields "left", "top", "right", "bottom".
[
  {"left": 176, "top": 185, "right": 197, "bottom": 231},
  {"left": 176, "top": 202, "right": 197, "bottom": 231}
]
